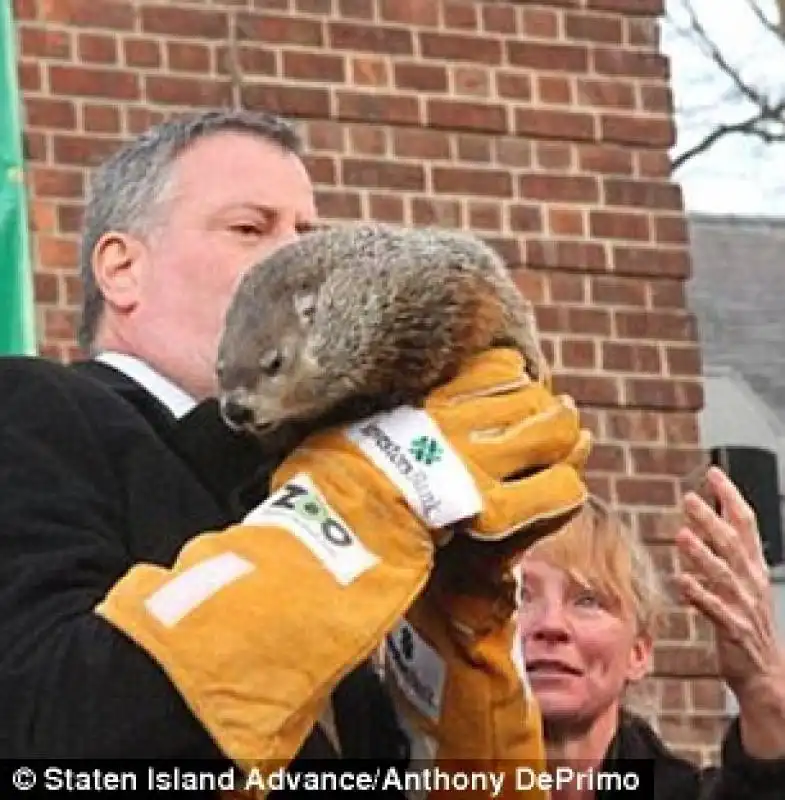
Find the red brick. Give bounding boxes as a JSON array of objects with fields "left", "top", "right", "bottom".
[
  {"left": 631, "top": 446, "right": 705, "bottom": 477},
  {"left": 616, "top": 309, "right": 696, "bottom": 342},
  {"left": 495, "top": 138, "right": 532, "bottom": 167},
  {"left": 420, "top": 32, "right": 502, "bottom": 64},
  {"left": 483, "top": 5, "right": 517, "bottom": 34},
  {"left": 34, "top": 273, "right": 59, "bottom": 305},
  {"left": 370, "top": 195, "right": 406, "bottom": 223},
  {"left": 31, "top": 167, "right": 83, "bottom": 199},
  {"left": 126, "top": 108, "right": 166, "bottom": 136},
  {"left": 511, "top": 270, "right": 547, "bottom": 304},
  {"left": 456, "top": 135, "right": 491, "bottom": 163},
  {"left": 641, "top": 84, "right": 673, "bottom": 114},
  {"left": 444, "top": 1, "right": 479, "bottom": 29},
  {"left": 393, "top": 129, "right": 451, "bottom": 160},
  {"left": 650, "top": 280, "right": 687, "bottom": 309},
  {"left": 141, "top": 6, "right": 228, "bottom": 38},
  {"left": 242, "top": 84, "right": 330, "bottom": 118},
  {"left": 520, "top": 174, "right": 599, "bottom": 204},
  {"left": 19, "top": 27, "right": 72, "bottom": 59},
  {"left": 146, "top": 76, "right": 232, "bottom": 108},
  {"left": 296, "top": 0, "right": 332, "bottom": 11},
  {"left": 578, "top": 78, "right": 636, "bottom": 109},
  {"left": 351, "top": 56, "right": 389, "bottom": 87},
  {"left": 78, "top": 33, "right": 117, "bottom": 64},
  {"left": 305, "top": 121, "right": 345, "bottom": 153},
  {"left": 637, "top": 151, "right": 674, "bottom": 178},
  {"left": 588, "top": 0, "right": 664, "bottom": 14},
  {"left": 666, "top": 345, "right": 702, "bottom": 376},
  {"left": 522, "top": 8, "right": 559, "bottom": 38},
  {"left": 432, "top": 167, "right": 513, "bottom": 197},
  {"left": 330, "top": 22, "right": 413, "bottom": 54},
  {"left": 663, "top": 413, "right": 701, "bottom": 446},
  {"left": 480, "top": 236, "right": 522, "bottom": 265},
  {"left": 560, "top": 338, "right": 597, "bottom": 369},
  {"left": 550, "top": 274, "right": 587, "bottom": 303},
  {"left": 527, "top": 239, "right": 608, "bottom": 272},
  {"left": 578, "top": 143, "right": 634, "bottom": 175},
  {"left": 605, "top": 178, "right": 683, "bottom": 210},
  {"left": 394, "top": 62, "right": 448, "bottom": 92},
  {"left": 602, "top": 341, "right": 661, "bottom": 373},
  {"left": 18, "top": 61, "right": 41, "bottom": 92},
  {"left": 428, "top": 100, "right": 507, "bottom": 134},
  {"left": 167, "top": 42, "right": 211, "bottom": 73},
  {"left": 238, "top": 13, "right": 322, "bottom": 45},
  {"left": 553, "top": 373, "right": 621, "bottom": 406},
  {"left": 515, "top": 108, "right": 595, "bottom": 142},
  {"left": 24, "top": 98, "right": 76, "bottom": 130},
  {"left": 343, "top": 159, "right": 425, "bottom": 191},
  {"left": 565, "top": 12, "right": 623, "bottom": 43},
  {"left": 614, "top": 245, "right": 691, "bottom": 278},
  {"left": 49, "top": 66, "right": 139, "bottom": 100},
  {"left": 624, "top": 378, "right": 703, "bottom": 411},
  {"left": 537, "top": 76, "right": 572, "bottom": 104},
  {"left": 301, "top": 155, "right": 336, "bottom": 185},
  {"left": 52, "top": 135, "right": 121, "bottom": 167},
  {"left": 379, "top": 0, "right": 439, "bottom": 26},
  {"left": 44, "top": 308, "right": 78, "bottom": 342},
  {"left": 411, "top": 198, "right": 463, "bottom": 228},
  {"left": 24, "top": 132, "right": 48, "bottom": 161},
  {"left": 593, "top": 47, "right": 669, "bottom": 79},
  {"left": 535, "top": 142, "right": 574, "bottom": 170},
  {"left": 57, "top": 204, "right": 83, "bottom": 234},
  {"left": 284, "top": 52, "right": 345, "bottom": 82},
  {"left": 626, "top": 18, "right": 659, "bottom": 47},
  {"left": 453, "top": 66, "right": 491, "bottom": 97},
  {"left": 503, "top": 203, "right": 540, "bottom": 232},
  {"left": 337, "top": 92, "right": 420, "bottom": 125},
  {"left": 348, "top": 127, "right": 387, "bottom": 156},
  {"left": 607, "top": 410, "right": 661, "bottom": 443},
  {"left": 338, "top": 0, "right": 374, "bottom": 18},
  {"left": 314, "top": 190, "right": 362, "bottom": 220},
  {"left": 617, "top": 476, "right": 676, "bottom": 506},
  {"left": 496, "top": 72, "right": 533, "bottom": 101},
  {"left": 83, "top": 104, "right": 120, "bottom": 134},
  {"left": 590, "top": 209, "right": 650, "bottom": 241},
  {"left": 547, "top": 208, "right": 585, "bottom": 236},
  {"left": 12, "top": 0, "right": 37, "bottom": 20},
  {"left": 36, "top": 235, "right": 79, "bottom": 268},
  {"left": 123, "top": 39, "right": 161, "bottom": 69},
  {"left": 591, "top": 276, "right": 647, "bottom": 306},
  {"left": 38, "top": 0, "right": 135, "bottom": 30},
  {"left": 468, "top": 202, "right": 501, "bottom": 230},
  {"left": 602, "top": 114, "right": 675, "bottom": 147},
  {"left": 508, "top": 41, "right": 588, "bottom": 72},
  {"left": 655, "top": 216, "right": 690, "bottom": 244},
  {"left": 216, "top": 46, "right": 277, "bottom": 77}
]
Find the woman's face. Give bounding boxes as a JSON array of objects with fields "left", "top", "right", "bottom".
[{"left": 517, "top": 556, "right": 652, "bottom": 729}]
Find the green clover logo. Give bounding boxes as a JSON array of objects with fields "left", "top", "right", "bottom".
[{"left": 409, "top": 436, "right": 444, "bottom": 466}]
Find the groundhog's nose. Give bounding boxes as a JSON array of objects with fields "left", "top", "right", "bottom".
[{"left": 220, "top": 397, "right": 255, "bottom": 429}]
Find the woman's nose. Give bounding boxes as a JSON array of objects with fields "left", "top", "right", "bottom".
[{"left": 522, "top": 600, "right": 572, "bottom": 642}]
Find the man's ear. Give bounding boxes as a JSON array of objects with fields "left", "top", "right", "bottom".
[{"left": 92, "top": 231, "right": 146, "bottom": 313}]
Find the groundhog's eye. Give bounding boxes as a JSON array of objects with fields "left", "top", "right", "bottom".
[{"left": 260, "top": 350, "right": 284, "bottom": 377}]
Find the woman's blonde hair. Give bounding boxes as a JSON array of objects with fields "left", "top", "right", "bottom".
[{"left": 523, "top": 496, "right": 666, "bottom": 639}]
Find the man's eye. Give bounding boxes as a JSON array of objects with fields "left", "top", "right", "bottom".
[{"left": 230, "top": 223, "right": 262, "bottom": 236}]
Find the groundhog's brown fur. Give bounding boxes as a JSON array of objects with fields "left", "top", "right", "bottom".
[{"left": 215, "top": 222, "right": 547, "bottom": 452}]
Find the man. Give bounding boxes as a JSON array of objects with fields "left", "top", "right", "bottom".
[{"left": 0, "top": 109, "right": 589, "bottom": 791}]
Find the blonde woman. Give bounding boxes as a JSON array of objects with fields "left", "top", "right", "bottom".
[{"left": 516, "top": 467, "right": 785, "bottom": 800}]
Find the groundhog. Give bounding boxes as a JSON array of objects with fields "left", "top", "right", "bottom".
[{"left": 215, "top": 222, "right": 547, "bottom": 454}]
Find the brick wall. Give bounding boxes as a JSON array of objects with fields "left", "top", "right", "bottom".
[{"left": 13, "top": 0, "right": 722, "bottom": 763}]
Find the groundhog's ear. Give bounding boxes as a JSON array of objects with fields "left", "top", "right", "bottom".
[{"left": 294, "top": 292, "right": 317, "bottom": 327}]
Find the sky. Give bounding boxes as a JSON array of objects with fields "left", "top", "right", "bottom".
[{"left": 662, "top": 0, "right": 785, "bottom": 216}]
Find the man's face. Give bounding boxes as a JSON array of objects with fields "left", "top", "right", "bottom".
[{"left": 98, "top": 131, "right": 317, "bottom": 400}]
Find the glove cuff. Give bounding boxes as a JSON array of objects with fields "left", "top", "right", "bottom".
[{"left": 342, "top": 405, "right": 483, "bottom": 529}]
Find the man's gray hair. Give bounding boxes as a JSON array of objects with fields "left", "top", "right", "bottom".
[{"left": 78, "top": 109, "right": 304, "bottom": 351}]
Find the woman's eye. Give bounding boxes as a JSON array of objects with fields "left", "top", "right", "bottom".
[{"left": 574, "top": 592, "right": 601, "bottom": 608}]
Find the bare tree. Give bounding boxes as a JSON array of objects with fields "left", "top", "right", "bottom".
[{"left": 665, "top": 0, "right": 785, "bottom": 171}]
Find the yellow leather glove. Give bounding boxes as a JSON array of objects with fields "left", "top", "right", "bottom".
[
  {"left": 95, "top": 347, "right": 588, "bottom": 784},
  {"left": 380, "top": 359, "right": 591, "bottom": 799}
]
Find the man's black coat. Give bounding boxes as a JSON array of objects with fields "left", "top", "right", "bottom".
[{"left": 0, "top": 356, "right": 407, "bottom": 779}]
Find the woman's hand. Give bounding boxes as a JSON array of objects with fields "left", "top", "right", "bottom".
[{"left": 676, "top": 466, "right": 785, "bottom": 759}]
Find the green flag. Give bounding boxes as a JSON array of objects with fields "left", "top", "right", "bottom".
[{"left": 0, "top": 1, "right": 35, "bottom": 355}]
